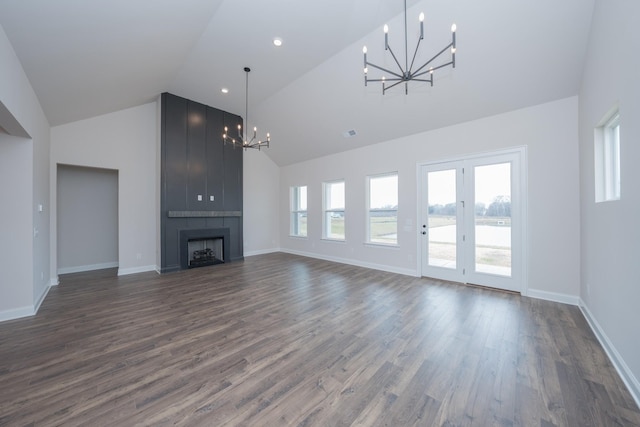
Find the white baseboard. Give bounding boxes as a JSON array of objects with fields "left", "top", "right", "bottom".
[
  {"left": 33, "top": 283, "right": 51, "bottom": 314},
  {"left": 525, "top": 288, "right": 580, "bottom": 305},
  {"left": 244, "top": 247, "right": 280, "bottom": 257},
  {"left": 118, "top": 265, "right": 157, "bottom": 276},
  {"left": 57, "top": 262, "right": 118, "bottom": 275},
  {"left": 579, "top": 299, "right": 640, "bottom": 409},
  {"left": 279, "top": 248, "right": 418, "bottom": 277},
  {"left": 0, "top": 305, "right": 34, "bottom": 322}
]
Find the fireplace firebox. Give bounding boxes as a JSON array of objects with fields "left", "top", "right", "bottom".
[{"left": 179, "top": 228, "right": 230, "bottom": 270}]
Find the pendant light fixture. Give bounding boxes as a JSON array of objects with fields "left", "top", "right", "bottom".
[
  {"left": 223, "top": 67, "right": 270, "bottom": 150},
  {"left": 363, "top": 0, "right": 457, "bottom": 94}
]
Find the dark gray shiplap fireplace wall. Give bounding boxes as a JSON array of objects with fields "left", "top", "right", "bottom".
[{"left": 160, "top": 93, "right": 243, "bottom": 273}]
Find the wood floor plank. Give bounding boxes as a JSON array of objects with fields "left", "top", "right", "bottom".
[{"left": 0, "top": 253, "right": 638, "bottom": 426}]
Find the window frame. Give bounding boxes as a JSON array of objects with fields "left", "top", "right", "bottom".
[
  {"left": 366, "top": 172, "right": 399, "bottom": 246},
  {"left": 290, "top": 185, "right": 308, "bottom": 237},
  {"left": 322, "top": 179, "right": 345, "bottom": 241},
  {"left": 595, "top": 109, "right": 621, "bottom": 203}
]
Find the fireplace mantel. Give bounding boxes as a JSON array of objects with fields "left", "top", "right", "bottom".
[{"left": 168, "top": 211, "right": 241, "bottom": 218}]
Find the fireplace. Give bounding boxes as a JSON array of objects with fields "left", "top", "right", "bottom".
[{"left": 179, "top": 228, "right": 230, "bottom": 270}]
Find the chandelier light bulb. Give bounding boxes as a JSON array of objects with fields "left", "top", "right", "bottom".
[
  {"left": 419, "top": 12, "right": 424, "bottom": 22},
  {"left": 364, "top": 67, "right": 368, "bottom": 74},
  {"left": 451, "top": 23, "right": 457, "bottom": 32},
  {"left": 363, "top": 46, "right": 367, "bottom": 54},
  {"left": 384, "top": 24, "right": 389, "bottom": 49}
]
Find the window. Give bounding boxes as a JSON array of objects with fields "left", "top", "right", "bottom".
[
  {"left": 595, "top": 110, "right": 620, "bottom": 202},
  {"left": 290, "top": 186, "right": 307, "bottom": 237},
  {"left": 323, "top": 180, "right": 345, "bottom": 240},
  {"left": 367, "top": 173, "right": 398, "bottom": 245}
]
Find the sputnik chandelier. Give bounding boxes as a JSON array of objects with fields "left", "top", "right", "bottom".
[
  {"left": 223, "top": 67, "right": 270, "bottom": 150},
  {"left": 362, "top": 0, "right": 457, "bottom": 94}
]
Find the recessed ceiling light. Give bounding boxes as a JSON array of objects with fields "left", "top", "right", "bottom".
[
  {"left": 221, "top": 88, "right": 229, "bottom": 94},
  {"left": 273, "top": 37, "right": 283, "bottom": 47}
]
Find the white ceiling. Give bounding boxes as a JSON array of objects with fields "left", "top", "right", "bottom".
[{"left": 0, "top": 0, "right": 594, "bottom": 166}]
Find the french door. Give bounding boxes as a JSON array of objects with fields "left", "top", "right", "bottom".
[{"left": 420, "top": 149, "right": 525, "bottom": 292}]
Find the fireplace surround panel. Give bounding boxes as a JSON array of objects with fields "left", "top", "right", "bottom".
[{"left": 161, "top": 93, "right": 243, "bottom": 272}]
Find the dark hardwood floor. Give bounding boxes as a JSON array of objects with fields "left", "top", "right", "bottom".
[{"left": 1, "top": 253, "right": 638, "bottom": 426}]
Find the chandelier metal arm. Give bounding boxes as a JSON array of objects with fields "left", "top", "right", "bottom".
[
  {"left": 383, "top": 80, "right": 406, "bottom": 93},
  {"left": 385, "top": 45, "right": 406, "bottom": 77},
  {"left": 367, "top": 77, "right": 404, "bottom": 83},
  {"left": 408, "top": 36, "right": 423, "bottom": 74},
  {"left": 361, "top": 0, "right": 456, "bottom": 94},
  {"left": 404, "top": 77, "right": 433, "bottom": 83},
  {"left": 413, "top": 42, "right": 454, "bottom": 76},
  {"left": 413, "top": 60, "right": 454, "bottom": 79},
  {"left": 365, "top": 61, "right": 404, "bottom": 80}
]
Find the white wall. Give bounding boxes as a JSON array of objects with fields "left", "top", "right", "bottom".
[
  {"left": 243, "top": 150, "right": 280, "bottom": 256},
  {"left": 578, "top": 0, "right": 640, "bottom": 403},
  {"left": 57, "top": 165, "right": 119, "bottom": 273},
  {"left": 0, "top": 25, "right": 50, "bottom": 321},
  {"left": 280, "top": 97, "right": 581, "bottom": 298},
  {"left": 0, "top": 133, "right": 33, "bottom": 318},
  {"left": 51, "top": 102, "right": 157, "bottom": 277}
]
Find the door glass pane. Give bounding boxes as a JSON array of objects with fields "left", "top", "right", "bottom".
[
  {"left": 427, "top": 169, "right": 456, "bottom": 268},
  {"left": 474, "top": 163, "right": 511, "bottom": 276}
]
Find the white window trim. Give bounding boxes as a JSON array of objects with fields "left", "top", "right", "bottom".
[
  {"left": 290, "top": 185, "right": 308, "bottom": 237},
  {"left": 366, "top": 172, "right": 399, "bottom": 247},
  {"left": 595, "top": 108, "right": 621, "bottom": 203},
  {"left": 322, "top": 180, "right": 345, "bottom": 241}
]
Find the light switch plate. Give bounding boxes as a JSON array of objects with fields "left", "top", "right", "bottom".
[{"left": 197, "top": 195, "right": 202, "bottom": 201}]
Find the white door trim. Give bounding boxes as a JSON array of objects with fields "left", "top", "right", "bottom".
[{"left": 416, "top": 146, "right": 528, "bottom": 294}]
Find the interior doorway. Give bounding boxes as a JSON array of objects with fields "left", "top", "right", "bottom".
[
  {"left": 57, "top": 164, "right": 119, "bottom": 274},
  {"left": 419, "top": 148, "right": 526, "bottom": 293}
]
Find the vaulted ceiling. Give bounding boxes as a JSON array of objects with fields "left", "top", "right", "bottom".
[{"left": 0, "top": 0, "right": 594, "bottom": 166}]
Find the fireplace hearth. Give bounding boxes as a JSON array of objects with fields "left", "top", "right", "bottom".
[{"left": 179, "top": 228, "right": 230, "bottom": 270}]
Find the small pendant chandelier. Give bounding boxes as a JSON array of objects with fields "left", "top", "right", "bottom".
[
  {"left": 363, "top": 0, "right": 457, "bottom": 94},
  {"left": 223, "top": 67, "right": 270, "bottom": 150}
]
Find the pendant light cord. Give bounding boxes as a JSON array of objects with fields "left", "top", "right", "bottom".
[{"left": 245, "top": 68, "right": 249, "bottom": 138}]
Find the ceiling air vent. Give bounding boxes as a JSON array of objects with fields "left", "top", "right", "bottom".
[{"left": 342, "top": 129, "right": 357, "bottom": 138}]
